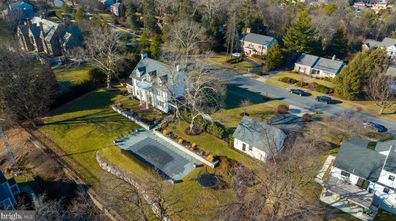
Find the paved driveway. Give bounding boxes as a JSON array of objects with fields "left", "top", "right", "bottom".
[{"left": 212, "top": 69, "right": 396, "bottom": 135}]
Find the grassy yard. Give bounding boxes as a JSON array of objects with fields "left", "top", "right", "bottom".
[
  {"left": 212, "top": 103, "right": 276, "bottom": 129},
  {"left": 40, "top": 88, "right": 239, "bottom": 220},
  {"left": 166, "top": 120, "right": 258, "bottom": 168},
  {"left": 208, "top": 55, "right": 253, "bottom": 73},
  {"left": 53, "top": 65, "right": 92, "bottom": 89}
]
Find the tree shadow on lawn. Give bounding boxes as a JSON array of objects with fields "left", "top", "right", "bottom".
[
  {"left": 224, "top": 84, "right": 283, "bottom": 109},
  {"left": 50, "top": 90, "right": 124, "bottom": 116},
  {"left": 44, "top": 110, "right": 124, "bottom": 127}
]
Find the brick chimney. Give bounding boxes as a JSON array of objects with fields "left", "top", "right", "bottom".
[{"left": 246, "top": 28, "right": 251, "bottom": 33}]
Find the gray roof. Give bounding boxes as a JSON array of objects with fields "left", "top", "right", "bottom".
[
  {"left": 233, "top": 116, "right": 287, "bottom": 156},
  {"left": 334, "top": 138, "right": 386, "bottom": 182},
  {"left": 130, "top": 57, "right": 171, "bottom": 80},
  {"left": 312, "top": 57, "right": 345, "bottom": 74},
  {"left": 375, "top": 140, "right": 396, "bottom": 152},
  {"left": 295, "top": 54, "right": 319, "bottom": 67},
  {"left": 384, "top": 146, "right": 396, "bottom": 174},
  {"left": 385, "top": 66, "right": 396, "bottom": 77},
  {"left": 241, "top": 33, "right": 275, "bottom": 46},
  {"left": 364, "top": 37, "right": 396, "bottom": 49}
]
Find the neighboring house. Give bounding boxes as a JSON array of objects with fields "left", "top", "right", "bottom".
[
  {"left": 53, "top": 0, "right": 65, "bottom": 8},
  {"left": 98, "top": 0, "right": 114, "bottom": 10},
  {"left": 323, "top": 138, "right": 396, "bottom": 216},
  {"left": 0, "top": 171, "right": 20, "bottom": 210},
  {"left": 385, "top": 66, "right": 396, "bottom": 94},
  {"left": 363, "top": 37, "right": 396, "bottom": 62},
  {"left": 353, "top": 0, "right": 389, "bottom": 13},
  {"left": 294, "top": 53, "right": 346, "bottom": 78},
  {"left": 110, "top": 2, "right": 121, "bottom": 17},
  {"left": 17, "top": 16, "right": 83, "bottom": 56},
  {"left": 1, "top": 0, "right": 34, "bottom": 20},
  {"left": 233, "top": 116, "right": 287, "bottom": 162},
  {"left": 240, "top": 28, "right": 277, "bottom": 56},
  {"left": 127, "top": 54, "right": 185, "bottom": 113}
]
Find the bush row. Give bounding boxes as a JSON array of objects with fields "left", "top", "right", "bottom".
[{"left": 279, "top": 77, "right": 334, "bottom": 94}]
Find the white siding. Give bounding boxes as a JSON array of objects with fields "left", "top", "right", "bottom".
[
  {"left": 234, "top": 138, "right": 267, "bottom": 161},
  {"left": 330, "top": 167, "right": 360, "bottom": 185},
  {"left": 378, "top": 170, "right": 396, "bottom": 189},
  {"left": 294, "top": 64, "right": 311, "bottom": 75}
]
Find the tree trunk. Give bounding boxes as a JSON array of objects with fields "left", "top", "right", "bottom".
[
  {"left": 106, "top": 73, "right": 112, "bottom": 89},
  {"left": 379, "top": 106, "right": 385, "bottom": 115}
]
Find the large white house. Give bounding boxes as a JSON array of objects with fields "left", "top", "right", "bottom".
[
  {"left": 294, "top": 54, "right": 346, "bottom": 78},
  {"left": 363, "top": 37, "right": 396, "bottom": 62},
  {"left": 324, "top": 138, "right": 396, "bottom": 217},
  {"left": 127, "top": 54, "right": 185, "bottom": 113},
  {"left": 233, "top": 116, "right": 287, "bottom": 161}
]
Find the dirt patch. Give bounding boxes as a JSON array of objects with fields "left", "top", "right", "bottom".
[{"left": 0, "top": 127, "right": 77, "bottom": 199}]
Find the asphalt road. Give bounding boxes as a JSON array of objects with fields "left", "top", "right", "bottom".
[{"left": 213, "top": 69, "right": 396, "bottom": 135}]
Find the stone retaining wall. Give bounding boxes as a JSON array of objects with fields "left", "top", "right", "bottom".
[
  {"left": 112, "top": 105, "right": 152, "bottom": 130},
  {"left": 96, "top": 151, "right": 172, "bottom": 221}
]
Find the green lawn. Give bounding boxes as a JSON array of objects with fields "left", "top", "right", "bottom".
[
  {"left": 53, "top": 65, "right": 92, "bottom": 89},
  {"left": 40, "top": 88, "right": 239, "bottom": 220},
  {"left": 212, "top": 103, "right": 276, "bottom": 129},
  {"left": 166, "top": 120, "right": 258, "bottom": 168},
  {"left": 208, "top": 55, "right": 253, "bottom": 73}
]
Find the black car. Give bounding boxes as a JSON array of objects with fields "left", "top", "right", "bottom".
[
  {"left": 363, "top": 121, "right": 387, "bottom": 133},
  {"left": 289, "top": 89, "right": 307, "bottom": 96},
  {"left": 316, "top": 96, "right": 332, "bottom": 104}
]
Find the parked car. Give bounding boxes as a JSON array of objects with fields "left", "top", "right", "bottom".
[
  {"left": 363, "top": 121, "right": 387, "bottom": 133},
  {"left": 289, "top": 89, "right": 307, "bottom": 96},
  {"left": 316, "top": 96, "right": 332, "bottom": 104}
]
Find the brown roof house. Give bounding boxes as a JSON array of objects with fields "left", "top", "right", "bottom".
[
  {"left": 17, "top": 16, "right": 83, "bottom": 56},
  {"left": 240, "top": 28, "right": 277, "bottom": 56}
]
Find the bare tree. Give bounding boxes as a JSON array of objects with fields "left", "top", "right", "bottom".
[
  {"left": 167, "top": 20, "right": 204, "bottom": 64},
  {"left": 180, "top": 57, "right": 225, "bottom": 133},
  {"left": 213, "top": 135, "right": 324, "bottom": 221},
  {"left": 197, "top": 0, "right": 225, "bottom": 20},
  {"left": 365, "top": 73, "right": 396, "bottom": 115},
  {"left": 225, "top": 12, "right": 238, "bottom": 56},
  {"left": 0, "top": 42, "right": 58, "bottom": 127},
  {"left": 72, "top": 22, "right": 123, "bottom": 89}
]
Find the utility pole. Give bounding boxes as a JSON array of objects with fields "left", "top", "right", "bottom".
[{"left": 0, "top": 119, "right": 20, "bottom": 175}]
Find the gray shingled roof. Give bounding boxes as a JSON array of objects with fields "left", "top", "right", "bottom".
[
  {"left": 375, "top": 140, "right": 396, "bottom": 153},
  {"left": 385, "top": 66, "right": 396, "bottom": 77},
  {"left": 241, "top": 33, "right": 275, "bottom": 46},
  {"left": 364, "top": 37, "right": 396, "bottom": 49},
  {"left": 334, "top": 138, "right": 386, "bottom": 182},
  {"left": 384, "top": 146, "right": 396, "bottom": 174},
  {"left": 312, "top": 57, "right": 345, "bottom": 74},
  {"left": 233, "top": 116, "right": 287, "bottom": 156},
  {"left": 295, "top": 54, "right": 319, "bottom": 67},
  {"left": 130, "top": 57, "right": 171, "bottom": 80}
]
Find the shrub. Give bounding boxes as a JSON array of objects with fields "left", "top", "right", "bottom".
[
  {"left": 302, "top": 113, "right": 312, "bottom": 122},
  {"left": 279, "top": 77, "right": 298, "bottom": 84},
  {"left": 52, "top": 80, "right": 97, "bottom": 108},
  {"left": 308, "top": 82, "right": 318, "bottom": 91},
  {"left": 162, "top": 129, "right": 169, "bottom": 136},
  {"left": 206, "top": 154, "right": 214, "bottom": 162},
  {"left": 277, "top": 104, "right": 289, "bottom": 114},
  {"left": 192, "top": 143, "right": 197, "bottom": 149},
  {"left": 206, "top": 122, "right": 226, "bottom": 139},
  {"left": 178, "top": 138, "right": 184, "bottom": 144},
  {"left": 295, "top": 81, "right": 307, "bottom": 87},
  {"left": 180, "top": 110, "right": 192, "bottom": 122},
  {"left": 194, "top": 115, "right": 208, "bottom": 130},
  {"left": 88, "top": 68, "right": 106, "bottom": 85},
  {"left": 315, "top": 84, "right": 334, "bottom": 94}
]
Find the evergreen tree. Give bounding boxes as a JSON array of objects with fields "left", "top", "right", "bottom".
[
  {"left": 62, "top": 3, "right": 69, "bottom": 14},
  {"left": 126, "top": 0, "right": 139, "bottom": 31},
  {"left": 150, "top": 35, "right": 161, "bottom": 59},
  {"left": 139, "top": 32, "right": 150, "bottom": 53},
  {"left": 142, "top": 0, "right": 157, "bottom": 33},
  {"left": 283, "top": 10, "right": 319, "bottom": 54},
  {"left": 334, "top": 48, "right": 388, "bottom": 100},
  {"left": 325, "top": 28, "right": 348, "bottom": 59},
  {"left": 239, "top": 0, "right": 260, "bottom": 30},
  {"left": 265, "top": 43, "right": 286, "bottom": 71},
  {"left": 74, "top": 8, "right": 84, "bottom": 22}
]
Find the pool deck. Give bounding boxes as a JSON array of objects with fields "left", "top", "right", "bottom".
[{"left": 114, "top": 129, "right": 201, "bottom": 182}]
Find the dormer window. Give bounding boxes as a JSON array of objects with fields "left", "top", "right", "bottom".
[
  {"left": 136, "top": 66, "right": 146, "bottom": 78},
  {"left": 159, "top": 75, "right": 168, "bottom": 86},
  {"left": 147, "top": 71, "right": 157, "bottom": 82}
]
